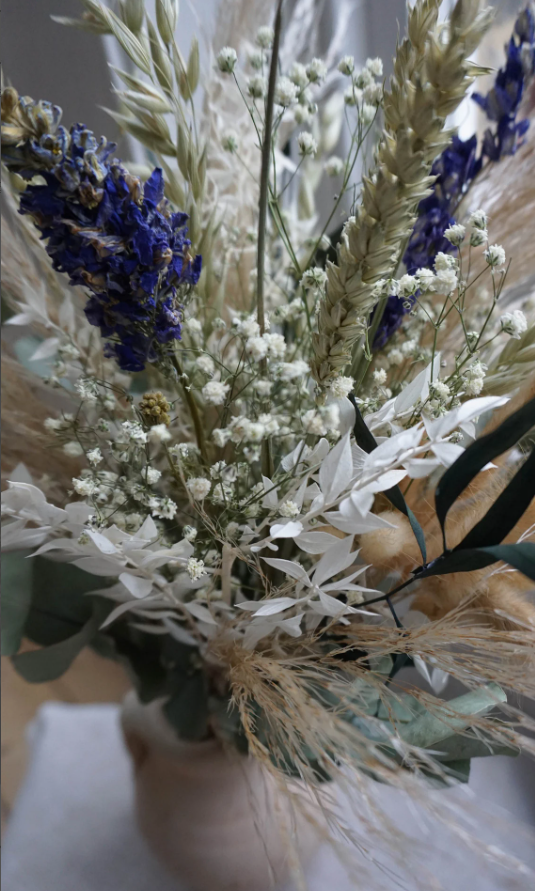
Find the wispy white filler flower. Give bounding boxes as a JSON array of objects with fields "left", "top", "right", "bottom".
[
  {"left": 256, "top": 26, "right": 274, "bottom": 48},
  {"left": 186, "top": 477, "right": 211, "bottom": 500},
  {"left": 297, "top": 132, "right": 318, "bottom": 156},
  {"left": 338, "top": 55, "right": 355, "bottom": 76},
  {"left": 187, "top": 557, "right": 207, "bottom": 580},
  {"left": 484, "top": 244, "right": 506, "bottom": 268},
  {"left": 306, "top": 58, "right": 327, "bottom": 84},
  {"left": 247, "top": 75, "right": 267, "bottom": 99},
  {"left": 217, "top": 47, "right": 238, "bottom": 74},
  {"left": 329, "top": 376, "right": 354, "bottom": 399},
  {"left": 87, "top": 448, "right": 103, "bottom": 465},
  {"left": 324, "top": 156, "right": 344, "bottom": 177},
  {"left": 500, "top": 310, "right": 528, "bottom": 339},
  {"left": 444, "top": 224, "right": 466, "bottom": 245},
  {"left": 63, "top": 442, "right": 84, "bottom": 457},
  {"left": 202, "top": 381, "right": 230, "bottom": 405},
  {"left": 289, "top": 62, "right": 308, "bottom": 88},
  {"left": 275, "top": 77, "right": 299, "bottom": 107},
  {"left": 149, "top": 424, "right": 172, "bottom": 443}
]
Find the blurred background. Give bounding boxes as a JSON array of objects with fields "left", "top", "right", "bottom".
[{"left": 0, "top": 0, "right": 528, "bottom": 837}]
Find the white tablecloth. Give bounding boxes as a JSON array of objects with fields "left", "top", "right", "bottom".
[{"left": 2, "top": 703, "right": 535, "bottom": 891}]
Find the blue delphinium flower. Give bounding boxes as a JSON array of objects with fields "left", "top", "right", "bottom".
[
  {"left": 2, "top": 92, "right": 201, "bottom": 372},
  {"left": 373, "top": 5, "right": 535, "bottom": 349}
]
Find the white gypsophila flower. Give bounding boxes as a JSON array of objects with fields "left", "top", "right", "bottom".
[
  {"left": 434, "top": 268, "right": 458, "bottom": 294},
  {"left": 247, "top": 75, "right": 267, "bottom": 99},
  {"left": 373, "top": 368, "right": 388, "bottom": 385},
  {"left": 248, "top": 49, "right": 264, "bottom": 70},
  {"left": 275, "top": 76, "right": 299, "bottom": 107},
  {"left": 434, "top": 252, "right": 457, "bottom": 272},
  {"left": 253, "top": 379, "right": 273, "bottom": 396},
  {"left": 360, "top": 103, "right": 376, "bottom": 126},
  {"left": 301, "top": 266, "right": 327, "bottom": 291},
  {"left": 246, "top": 336, "right": 269, "bottom": 361},
  {"left": 430, "top": 380, "right": 451, "bottom": 400},
  {"left": 44, "top": 416, "right": 68, "bottom": 432},
  {"left": 302, "top": 410, "right": 326, "bottom": 435},
  {"left": 186, "top": 317, "right": 202, "bottom": 334},
  {"left": 470, "top": 228, "right": 488, "bottom": 247},
  {"left": 102, "top": 395, "right": 116, "bottom": 412},
  {"left": 468, "top": 209, "right": 488, "bottom": 230},
  {"left": 338, "top": 55, "right": 355, "bottom": 76},
  {"left": 463, "top": 360, "right": 487, "bottom": 396},
  {"left": 363, "top": 83, "right": 382, "bottom": 104},
  {"left": 170, "top": 442, "right": 198, "bottom": 459},
  {"left": 263, "top": 333, "right": 286, "bottom": 359},
  {"left": 187, "top": 557, "right": 207, "bottom": 581},
  {"left": 366, "top": 57, "right": 383, "bottom": 77},
  {"left": 320, "top": 403, "right": 340, "bottom": 432},
  {"left": 245, "top": 421, "right": 265, "bottom": 442},
  {"left": 151, "top": 497, "right": 177, "bottom": 520},
  {"left": 225, "top": 522, "right": 239, "bottom": 540},
  {"left": 324, "top": 156, "right": 344, "bottom": 177},
  {"left": 256, "top": 25, "right": 274, "bottom": 48},
  {"left": 72, "top": 477, "right": 97, "bottom": 496},
  {"left": 149, "top": 424, "right": 172, "bottom": 443},
  {"left": 75, "top": 378, "right": 99, "bottom": 404},
  {"left": 145, "top": 467, "right": 161, "bottom": 485},
  {"left": 202, "top": 380, "right": 230, "bottom": 406},
  {"left": 289, "top": 62, "right": 308, "bottom": 88},
  {"left": 195, "top": 355, "right": 215, "bottom": 376},
  {"left": 387, "top": 348, "right": 404, "bottom": 366},
  {"left": 87, "top": 448, "right": 103, "bottom": 465},
  {"left": 183, "top": 525, "right": 197, "bottom": 541},
  {"left": 186, "top": 477, "right": 211, "bottom": 500},
  {"left": 122, "top": 421, "right": 148, "bottom": 444},
  {"left": 212, "top": 317, "right": 226, "bottom": 331},
  {"left": 500, "top": 310, "right": 528, "bottom": 339},
  {"left": 297, "top": 131, "right": 318, "bottom": 156},
  {"left": 484, "top": 244, "right": 506, "bottom": 268},
  {"left": 400, "top": 339, "right": 419, "bottom": 357},
  {"left": 212, "top": 428, "right": 231, "bottom": 447},
  {"left": 236, "top": 316, "right": 260, "bottom": 337},
  {"left": 306, "top": 57, "right": 327, "bottom": 84},
  {"left": 217, "top": 46, "right": 238, "bottom": 74},
  {"left": 444, "top": 223, "right": 466, "bottom": 245},
  {"left": 221, "top": 131, "right": 239, "bottom": 153},
  {"left": 294, "top": 104, "right": 311, "bottom": 125},
  {"left": 63, "top": 441, "right": 84, "bottom": 457},
  {"left": 275, "top": 360, "right": 309, "bottom": 381},
  {"left": 329, "top": 375, "right": 354, "bottom": 398},
  {"left": 354, "top": 67, "right": 373, "bottom": 88},
  {"left": 398, "top": 274, "right": 418, "bottom": 297},
  {"left": 279, "top": 500, "right": 300, "bottom": 518},
  {"left": 416, "top": 267, "right": 436, "bottom": 291},
  {"left": 258, "top": 413, "right": 279, "bottom": 435},
  {"left": 211, "top": 482, "right": 233, "bottom": 505}
]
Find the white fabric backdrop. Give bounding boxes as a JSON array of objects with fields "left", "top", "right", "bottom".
[{"left": 2, "top": 702, "right": 534, "bottom": 891}]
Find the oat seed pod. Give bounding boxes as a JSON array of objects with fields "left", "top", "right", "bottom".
[{"left": 311, "top": 0, "right": 491, "bottom": 387}]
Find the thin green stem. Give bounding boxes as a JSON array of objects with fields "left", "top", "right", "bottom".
[{"left": 171, "top": 352, "right": 209, "bottom": 465}]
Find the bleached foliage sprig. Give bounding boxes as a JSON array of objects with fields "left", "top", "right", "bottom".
[{"left": 311, "top": 0, "right": 492, "bottom": 388}]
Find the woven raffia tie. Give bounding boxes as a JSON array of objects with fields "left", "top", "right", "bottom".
[{"left": 312, "top": 0, "right": 491, "bottom": 387}]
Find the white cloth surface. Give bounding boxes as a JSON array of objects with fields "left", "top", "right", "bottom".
[{"left": 2, "top": 702, "right": 535, "bottom": 891}]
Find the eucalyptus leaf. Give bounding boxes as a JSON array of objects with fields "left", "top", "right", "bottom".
[
  {"left": 432, "top": 731, "right": 519, "bottom": 761},
  {"left": 399, "top": 684, "right": 506, "bottom": 748},
  {"left": 12, "top": 613, "right": 99, "bottom": 683},
  {"left": 1, "top": 550, "right": 33, "bottom": 656}
]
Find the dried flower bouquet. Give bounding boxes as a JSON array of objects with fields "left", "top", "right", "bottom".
[{"left": 2, "top": 0, "right": 535, "bottom": 884}]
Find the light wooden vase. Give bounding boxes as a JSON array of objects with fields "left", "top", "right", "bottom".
[{"left": 120, "top": 692, "right": 321, "bottom": 891}]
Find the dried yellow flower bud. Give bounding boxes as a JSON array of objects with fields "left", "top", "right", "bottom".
[{"left": 139, "top": 391, "right": 171, "bottom": 426}]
